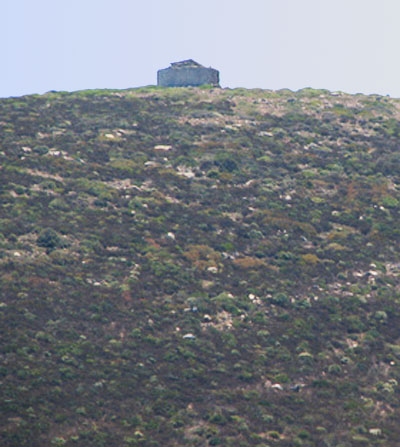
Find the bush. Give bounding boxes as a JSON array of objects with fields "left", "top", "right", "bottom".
[
  {"left": 270, "top": 292, "right": 290, "bottom": 307},
  {"left": 37, "top": 228, "right": 69, "bottom": 250},
  {"left": 33, "top": 145, "right": 49, "bottom": 155},
  {"left": 328, "top": 364, "right": 342, "bottom": 375}
]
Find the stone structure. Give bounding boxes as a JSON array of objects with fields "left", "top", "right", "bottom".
[{"left": 157, "top": 60, "right": 219, "bottom": 87}]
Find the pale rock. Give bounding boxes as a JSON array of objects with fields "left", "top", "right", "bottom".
[
  {"left": 369, "top": 428, "right": 382, "bottom": 436},
  {"left": 154, "top": 144, "right": 172, "bottom": 151},
  {"left": 183, "top": 333, "right": 196, "bottom": 340}
]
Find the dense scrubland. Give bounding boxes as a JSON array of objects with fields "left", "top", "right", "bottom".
[{"left": 2, "top": 85, "right": 400, "bottom": 446}]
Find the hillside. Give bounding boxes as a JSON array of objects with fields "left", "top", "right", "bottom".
[{"left": 2, "top": 86, "right": 400, "bottom": 446}]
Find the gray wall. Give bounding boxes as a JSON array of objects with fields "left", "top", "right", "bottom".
[{"left": 157, "top": 67, "right": 219, "bottom": 87}]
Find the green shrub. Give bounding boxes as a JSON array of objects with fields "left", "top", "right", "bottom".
[
  {"left": 328, "top": 364, "right": 342, "bottom": 375},
  {"left": 270, "top": 292, "right": 290, "bottom": 307},
  {"left": 33, "top": 145, "right": 49, "bottom": 155},
  {"left": 51, "top": 438, "right": 67, "bottom": 446},
  {"left": 37, "top": 228, "right": 69, "bottom": 250}
]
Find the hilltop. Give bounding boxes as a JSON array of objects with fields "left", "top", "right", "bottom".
[{"left": 2, "top": 86, "right": 400, "bottom": 446}]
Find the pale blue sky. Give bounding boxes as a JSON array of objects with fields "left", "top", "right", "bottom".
[{"left": 1, "top": 0, "right": 399, "bottom": 98}]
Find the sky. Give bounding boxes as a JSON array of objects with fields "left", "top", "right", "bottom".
[{"left": 1, "top": 0, "right": 400, "bottom": 98}]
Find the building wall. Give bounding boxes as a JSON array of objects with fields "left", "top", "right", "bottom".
[{"left": 157, "top": 67, "right": 219, "bottom": 87}]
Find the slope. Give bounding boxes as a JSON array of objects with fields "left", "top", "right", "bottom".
[{"left": 1, "top": 86, "right": 400, "bottom": 446}]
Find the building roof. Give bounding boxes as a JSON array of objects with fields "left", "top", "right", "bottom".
[{"left": 169, "top": 60, "right": 204, "bottom": 69}]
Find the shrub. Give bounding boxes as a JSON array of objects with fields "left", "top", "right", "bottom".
[
  {"left": 298, "top": 351, "right": 314, "bottom": 364},
  {"left": 232, "top": 256, "right": 266, "bottom": 269},
  {"left": 301, "top": 253, "right": 320, "bottom": 265},
  {"left": 381, "top": 195, "right": 399, "bottom": 208},
  {"left": 208, "top": 411, "right": 228, "bottom": 425},
  {"left": 267, "top": 431, "right": 280, "bottom": 440},
  {"left": 51, "top": 438, "right": 67, "bottom": 446},
  {"left": 270, "top": 292, "right": 290, "bottom": 307},
  {"left": 37, "top": 228, "right": 69, "bottom": 250},
  {"left": 328, "top": 364, "right": 342, "bottom": 375},
  {"left": 33, "top": 145, "right": 49, "bottom": 155}
]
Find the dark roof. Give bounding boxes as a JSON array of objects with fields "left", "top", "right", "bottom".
[{"left": 170, "top": 60, "right": 204, "bottom": 69}]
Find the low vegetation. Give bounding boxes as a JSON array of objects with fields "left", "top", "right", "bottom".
[{"left": 1, "top": 86, "right": 400, "bottom": 446}]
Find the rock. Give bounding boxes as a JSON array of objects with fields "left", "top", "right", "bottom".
[
  {"left": 144, "top": 161, "right": 161, "bottom": 168},
  {"left": 290, "top": 384, "right": 305, "bottom": 392},
  {"left": 183, "top": 333, "right": 196, "bottom": 340},
  {"left": 369, "top": 428, "right": 382, "bottom": 436},
  {"left": 154, "top": 144, "right": 172, "bottom": 151},
  {"left": 176, "top": 165, "right": 196, "bottom": 178}
]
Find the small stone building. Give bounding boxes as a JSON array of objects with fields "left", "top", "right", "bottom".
[{"left": 157, "top": 60, "right": 219, "bottom": 87}]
